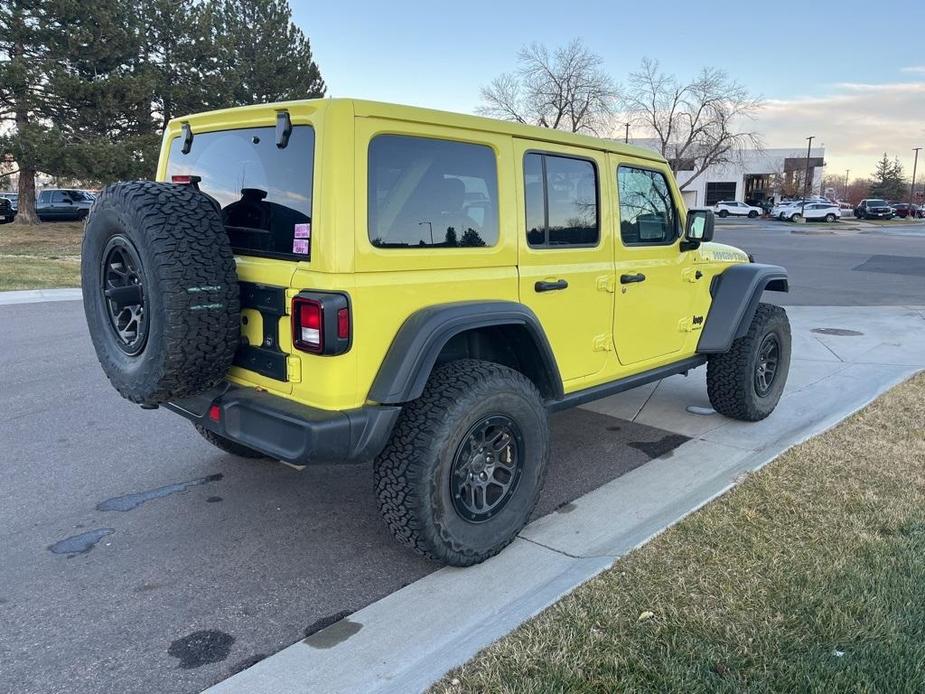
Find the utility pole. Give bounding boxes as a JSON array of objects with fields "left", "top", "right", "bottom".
[
  {"left": 911, "top": 147, "right": 921, "bottom": 206},
  {"left": 624, "top": 123, "right": 630, "bottom": 144},
  {"left": 801, "top": 136, "right": 814, "bottom": 218},
  {"left": 844, "top": 169, "right": 850, "bottom": 202}
]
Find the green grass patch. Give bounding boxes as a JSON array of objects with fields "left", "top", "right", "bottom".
[
  {"left": 434, "top": 373, "right": 925, "bottom": 693},
  {"left": 0, "top": 220, "right": 84, "bottom": 289}
]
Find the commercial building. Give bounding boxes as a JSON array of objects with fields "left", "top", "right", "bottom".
[{"left": 630, "top": 141, "right": 826, "bottom": 207}]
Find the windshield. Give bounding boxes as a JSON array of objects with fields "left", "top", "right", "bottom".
[
  {"left": 868, "top": 200, "right": 887, "bottom": 206},
  {"left": 166, "top": 125, "right": 314, "bottom": 260}
]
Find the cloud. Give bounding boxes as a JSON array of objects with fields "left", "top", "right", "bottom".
[
  {"left": 754, "top": 80, "right": 925, "bottom": 177},
  {"left": 900, "top": 66, "right": 925, "bottom": 74}
]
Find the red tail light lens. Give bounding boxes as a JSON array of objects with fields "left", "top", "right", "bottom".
[
  {"left": 291, "top": 293, "right": 351, "bottom": 355},
  {"left": 208, "top": 404, "right": 221, "bottom": 422},
  {"left": 337, "top": 308, "right": 350, "bottom": 339},
  {"left": 294, "top": 299, "right": 323, "bottom": 353}
]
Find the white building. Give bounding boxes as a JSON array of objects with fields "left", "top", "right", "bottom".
[{"left": 629, "top": 142, "right": 825, "bottom": 208}]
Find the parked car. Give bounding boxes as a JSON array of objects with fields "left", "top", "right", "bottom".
[
  {"left": 781, "top": 202, "right": 840, "bottom": 223},
  {"left": 713, "top": 200, "right": 762, "bottom": 218},
  {"left": 77, "top": 97, "right": 791, "bottom": 567},
  {"left": 854, "top": 199, "right": 893, "bottom": 219},
  {"left": 890, "top": 202, "right": 921, "bottom": 219},
  {"left": 771, "top": 201, "right": 802, "bottom": 220},
  {"left": 0, "top": 195, "right": 13, "bottom": 223},
  {"left": 0, "top": 192, "right": 17, "bottom": 214},
  {"left": 36, "top": 189, "right": 94, "bottom": 221}
]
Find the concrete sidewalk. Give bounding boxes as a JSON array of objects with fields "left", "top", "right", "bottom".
[{"left": 209, "top": 305, "right": 925, "bottom": 694}]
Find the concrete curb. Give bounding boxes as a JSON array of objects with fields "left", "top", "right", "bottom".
[
  {"left": 207, "top": 317, "right": 924, "bottom": 694},
  {"left": 0, "top": 288, "right": 82, "bottom": 305}
]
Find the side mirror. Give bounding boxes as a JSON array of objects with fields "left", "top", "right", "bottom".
[{"left": 682, "top": 209, "right": 714, "bottom": 249}]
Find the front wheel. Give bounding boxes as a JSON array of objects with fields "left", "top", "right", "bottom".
[
  {"left": 789, "top": 213, "right": 802, "bottom": 223},
  {"left": 748, "top": 210, "right": 759, "bottom": 218},
  {"left": 825, "top": 213, "right": 836, "bottom": 222},
  {"left": 374, "top": 360, "right": 550, "bottom": 566},
  {"left": 707, "top": 303, "right": 791, "bottom": 421}
]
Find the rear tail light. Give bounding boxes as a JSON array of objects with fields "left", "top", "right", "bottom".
[
  {"left": 294, "top": 298, "right": 323, "bottom": 353},
  {"left": 292, "top": 293, "right": 351, "bottom": 355}
]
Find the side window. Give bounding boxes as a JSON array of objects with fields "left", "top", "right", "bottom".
[
  {"left": 617, "top": 167, "right": 678, "bottom": 246},
  {"left": 523, "top": 152, "right": 598, "bottom": 248},
  {"left": 368, "top": 135, "right": 499, "bottom": 248},
  {"left": 51, "top": 191, "right": 67, "bottom": 203}
]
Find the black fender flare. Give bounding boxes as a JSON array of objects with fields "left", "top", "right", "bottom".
[
  {"left": 368, "top": 301, "right": 564, "bottom": 404},
  {"left": 697, "top": 263, "right": 789, "bottom": 353}
]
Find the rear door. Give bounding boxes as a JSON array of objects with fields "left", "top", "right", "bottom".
[
  {"left": 514, "top": 140, "right": 614, "bottom": 384},
  {"left": 610, "top": 157, "right": 696, "bottom": 366}
]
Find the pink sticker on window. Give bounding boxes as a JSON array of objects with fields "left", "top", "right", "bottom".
[
  {"left": 292, "top": 239, "right": 309, "bottom": 255},
  {"left": 294, "top": 223, "right": 311, "bottom": 239}
]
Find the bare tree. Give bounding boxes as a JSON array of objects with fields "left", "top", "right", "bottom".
[
  {"left": 478, "top": 39, "right": 617, "bottom": 135},
  {"left": 623, "top": 58, "right": 763, "bottom": 191}
]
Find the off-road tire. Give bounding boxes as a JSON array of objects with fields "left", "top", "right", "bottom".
[
  {"left": 707, "top": 303, "right": 791, "bottom": 421},
  {"left": 374, "top": 359, "right": 550, "bottom": 566},
  {"left": 195, "top": 425, "right": 268, "bottom": 459},
  {"left": 82, "top": 181, "right": 239, "bottom": 406}
]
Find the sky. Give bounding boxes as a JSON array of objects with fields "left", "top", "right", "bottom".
[{"left": 290, "top": 0, "right": 925, "bottom": 181}]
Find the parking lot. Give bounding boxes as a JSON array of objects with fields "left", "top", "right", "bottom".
[{"left": 2, "top": 222, "right": 925, "bottom": 693}]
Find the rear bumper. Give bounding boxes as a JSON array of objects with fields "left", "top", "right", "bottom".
[{"left": 165, "top": 383, "right": 401, "bottom": 465}]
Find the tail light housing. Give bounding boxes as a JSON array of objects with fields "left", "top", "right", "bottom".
[{"left": 292, "top": 292, "right": 351, "bottom": 355}]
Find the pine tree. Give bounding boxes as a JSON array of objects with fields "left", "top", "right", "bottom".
[
  {"left": 211, "top": 0, "right": 326, "bottom": 106},
  {"left": 0, "top": 0, "right": 56, "bottom": 223},
  {"left": 870, "top": 153, "right": 907, "bottom": 201}
]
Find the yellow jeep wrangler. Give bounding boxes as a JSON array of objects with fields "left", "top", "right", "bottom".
[{"left": 81, "top": 98, "right": 790, "bottom": 566}]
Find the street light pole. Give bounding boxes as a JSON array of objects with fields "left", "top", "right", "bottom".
[
  {"left": 844, "top": 169, "right": 850, "bottom": 203},
  {"left": 911, "top": 147, "right": 921, "bottom": 206},
  {"left": 624, "top": 122, "right": 630, "bottom": 144},
  {"left": 801, "top": 136, "right": 814, "bottom": 218}
]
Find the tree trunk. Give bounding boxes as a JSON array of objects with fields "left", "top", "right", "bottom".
[
  {"left": 16, "top": 164, "right": 39, "bottom": 224},
  {"left": 14, "top": 105, "right": 39, "bottom": 224}
]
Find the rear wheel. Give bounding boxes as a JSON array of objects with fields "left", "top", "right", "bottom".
[
  {"left": 374, "top": 359, "right": 550, "bottom": 566},
  {"left": 707, "top": 304, "right": 791, "bottom": 421}
]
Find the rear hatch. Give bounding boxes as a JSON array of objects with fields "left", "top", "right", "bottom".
[{"left": 164, "top": 121, "right": 316, "bottom": 394}]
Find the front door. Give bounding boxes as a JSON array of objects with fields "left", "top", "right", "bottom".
[
  {"left": 611, "top": 158, "right": 696, "bottom": 367},
  {"left": 515, "top": 140, "right": 614, "bottom": 384}
]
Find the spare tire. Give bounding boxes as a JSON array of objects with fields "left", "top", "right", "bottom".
[{"left": 81, "top": 181, "right": 240, "bottom": 406}]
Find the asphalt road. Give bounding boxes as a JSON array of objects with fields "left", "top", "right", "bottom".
[
  {"left": 0, "top": 301, "right": 683, "bottom": 694},
  {"left": 3, "top": 223, "right": 923, "bottom": 693},
  {"left": 713, "top": 218, "right": 925, "bottom": 305}
]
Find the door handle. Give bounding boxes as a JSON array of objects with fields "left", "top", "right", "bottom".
[
  {"left": 534, "top": 279, "right": 568, "bottom": 292},
  {"left": 620, "top": 273, "right": 646, "bottom": 284}
]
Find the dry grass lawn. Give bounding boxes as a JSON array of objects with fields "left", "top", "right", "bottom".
[
  {"left": 434, "top": 372, "right": 925, "bottom": 693},
  {"left": 0, "top": 220, "right": 84, "bottom": 290}
]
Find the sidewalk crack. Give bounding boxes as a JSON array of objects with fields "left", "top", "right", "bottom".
[
  {"left": 518, "top": 535, "right": 614, "bottom": 561},
  {"left": 813, "top": 336, "right": 845, "bottom": 362},
  {"left": 631, "top": 380, "right": 661, "bottom": 422}
]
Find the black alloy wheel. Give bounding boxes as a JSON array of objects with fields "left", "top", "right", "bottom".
[
  {"left": 450, "top": 415, "right": 524, "bottom": 523},
  {"left": 754, "top": 333, "right": 780, "bottom": 396},
  {"left": 101, "top": 236, "right": 148, "bottom": 355}
]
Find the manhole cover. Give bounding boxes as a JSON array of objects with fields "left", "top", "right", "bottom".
[
  {"left": 811, "top": 328, "right": 864, "bottom": 336},
  {"left": 686, "top": 405, "right": 716, "bottom": 416}
]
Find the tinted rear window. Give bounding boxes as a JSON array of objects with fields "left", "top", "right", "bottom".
[
  {"left": 368, "top": 135, "right": 499, "bottom": 248},
  {"left": 166, "top": 125, "right": 313, "bottom": 260}
]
